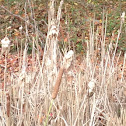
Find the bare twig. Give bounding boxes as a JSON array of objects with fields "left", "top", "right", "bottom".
[{"left": 0, "top": 5, "right": 46, "bottom": 39}]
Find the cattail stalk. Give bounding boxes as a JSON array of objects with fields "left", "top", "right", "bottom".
[
  {"left": 52, "top": 67, "right": 64, "bottom": 99},
  {"left": 6, "top": 93, "right": 10, "bottom": 117},
  {"left": 52, "top": 50, "right": 74, "bottom": 99}
]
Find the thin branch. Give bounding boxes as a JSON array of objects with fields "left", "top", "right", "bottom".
[{"left": 0, "top": 5, "right": 46, "bottom": 39}]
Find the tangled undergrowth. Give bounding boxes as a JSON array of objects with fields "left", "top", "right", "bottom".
[{"left": 0, "top": 0, "right": 126, "bottom": 126}]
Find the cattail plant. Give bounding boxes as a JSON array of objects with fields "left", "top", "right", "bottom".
[
  {"left": 52, "top": 50, "right": 74, "bottom": 99},
  {"left": 0, "top": 1, "right": 125, "bottom": 125},
  {"left": 43, "top": 0, "right": 64, "bottom": 74}
]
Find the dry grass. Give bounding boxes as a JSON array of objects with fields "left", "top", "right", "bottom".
[{"left": 0, "top": 0, "right": 126, "bottom": 126}]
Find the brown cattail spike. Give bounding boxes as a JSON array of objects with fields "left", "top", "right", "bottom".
[
  {"left": 52, "top": 67, "right": 64, "bottom": 99},
  {"left": 52, "top": 50, "right": 74, "bottom": 99}
]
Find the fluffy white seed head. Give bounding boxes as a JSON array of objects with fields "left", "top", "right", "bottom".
[
  {"left": 19, "top": 25, "right": 23, "bottom": 31},
  {"left": 88, "top": 80, "right": 95, "bottom": 90},
  {"left": 89, "top": 88, "right": 93, "bottom": 93},
  {"left": 88, "top": 80, "right": 96, "bottom": 97},
  {"left": 64, "top": 50, "right": 74, "bottom": 59},
  {"left": 63, "top": 50, "right": 74, "bottom": 69},
  {"left": 1, "top": 37, "right": 10, "bottom": 48},
  {"left": 48, "top": 25, "right": 58, "bottom": 36}
]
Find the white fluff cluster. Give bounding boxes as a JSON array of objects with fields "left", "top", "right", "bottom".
[
  {"left": 88, "top": 79, "right": 96, "bottom": 97},
  {"left": 1, "top": 37, "right": 10, "bottom": 54},
  {"left": 63, "top": 50, "right": 74, "bottom": 69},
  {"left": 48, "top": 25, "right": 58, "bottom": 37},
  {"left": 19, "top": 25, "right": 23, "bottom": 31},
  {"left": 1, "top": 37, "right": 10, "bottom": 48},
  {"left": 64, "top": 50, "right": 74, "bottom": 59}
]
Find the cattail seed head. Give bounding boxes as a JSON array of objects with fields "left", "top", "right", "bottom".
[
  {"left": 63, "top": 50, "right": 74, "bottom": 69},
  {"left": 88, "top": 79, "right": 96, "bottom": 97},
  {"left": 1, "top": 37, "right": 10, "bottom": 48},
  {"left": 88, "top": 80, "right": 95, "bottom": 90},
  {"left": 1, "top": 37, "right": 10, "bottom": 54},
  {"left": 52, "top": 50, "right": 74, "bottom": 99}
]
